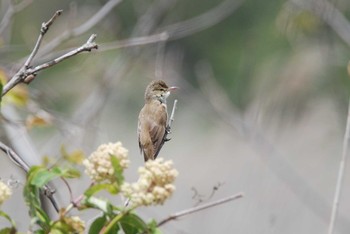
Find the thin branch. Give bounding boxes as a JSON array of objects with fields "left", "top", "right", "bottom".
[
  {"left": 0, "top": 141, "right": 30, "bottom": 172},
  {"left": 99, "top": 32, "right": 169, "bottom": 52},
  {"left": 157, "top": 192, "right": 244, "bottom": 227},
  {"left": 162, "top": 0, "right": 245, "bottom": 40},
  {"left": 61, "top": 177, "right": 74, "bottom": 203},
  {"left": 327, "top": 64, "right": 350, "bottom": 234},
  {"left": 2, "top": 34, "right": 98, "bottom": 96},
  {"left": 28, "top": 34, "right": 98, "bottom": 74},
  {"left": 24, "top": 10, "right": 63, "bottom": 68},
  {"left": 37, "top": 0, "right": 122, "bottom": 56},
  {"left": 192, "top": 61, "right": 350, "bottom": 229},
  {"left": 1, "top": 9, "right": 63, "bottom": 96},
  {"left": 0, "top": 141, "right": 59, "bottom": 212},
  {"left": 154, "top": 99, "right": 178, "bottom": 158},
  {"left": 168, "top": 99, "right": 178, "bottom": 129}
]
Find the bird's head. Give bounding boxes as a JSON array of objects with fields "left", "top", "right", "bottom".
[{"left": 145, "top": 80, "right": 177, "bottom": 103}]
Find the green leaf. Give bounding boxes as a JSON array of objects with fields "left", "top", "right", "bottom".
[
  {"left": 120, "top": 213, "right": 148, "bottom": 234},
  {"left": 31, "top": 166, "right": 80, "bottom": 187},
  {"left": 110, "top": 155, "right": 124, "bottom": 185},
  {"left": 84, "top": 183, "right": 119, "bottom": 198},
  {"left": 83, "top": 196, "right": 114, "bottom": 215},
  {"left": 0, "top": 227, "right": 16, "bottom": 234},
  {"left": 148, "top": 219, "right": 162, "bottom": 234},
  {"left": 0, "top": 211, "right": 16, "bottom": 227},
  {"left": 31, "top": 169, "right": 59, "bottom": 187},
  {"left": 24, "top": 166, "right": 51, "bottom": 230},
  {"left": 61, "top": 167, "right": 81, "bottom": 178},
  {"left": 89, "top": 216, "right": 108, "bottom": 234},
  {"left": 104, "top": 222, "right": 120, "bottom": 234}
]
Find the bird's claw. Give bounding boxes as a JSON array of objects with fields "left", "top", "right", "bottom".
[
  {"left": 165, "top": 137, "right": 171, "bottom": 142},
  {"left": 166, "top": 126, "right": 171, "bottom": 134}
]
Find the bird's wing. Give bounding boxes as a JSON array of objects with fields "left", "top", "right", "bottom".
[
  {"left": 149, "top": 121, "right": 166, "bottom": 159},
  {"left": 149, "top": 105, "right": 167, "bottom": 159}
]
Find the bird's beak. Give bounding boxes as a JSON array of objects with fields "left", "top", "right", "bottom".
[{"left": 168, "top": 86, "right": 179, "bottom": 91}]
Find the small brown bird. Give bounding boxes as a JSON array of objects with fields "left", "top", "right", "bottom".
[{"left": 138, "top": 80, "right": 177, "bottom": 161}]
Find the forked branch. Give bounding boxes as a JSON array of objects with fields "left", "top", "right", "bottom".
[{"left": 1, "top": 10, "right": 98, "bottom": 96}]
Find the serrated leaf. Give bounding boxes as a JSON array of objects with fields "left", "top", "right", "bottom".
[
  {"left": 83, "top": 196, "right": 114, "bottom": 214},
  {"left": 88, "top": 216, "right": 107, "bottom": 234},
  {"left": 31, "top": 166, "right": 80, "bottom": 187},
  {"left": 84, "top": 183, "right": 119, "bottom": 198},
  {"left": 120, "top": 213, "right": 148, "bottom": 234},
  {"left": 30, "top": 169, "right": 59, "bottom": 187}
]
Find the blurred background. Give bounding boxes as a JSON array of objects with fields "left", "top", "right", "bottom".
[{"left": 1, "top": 0, "right": 350, "bottom": 233}]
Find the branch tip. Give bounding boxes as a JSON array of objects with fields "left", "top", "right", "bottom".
[
  {"left": 42, "top": 9, "right": 63, "bottom": 33},
  {"left": 87, "top": 34, "right": 97, "bottom": 43}
]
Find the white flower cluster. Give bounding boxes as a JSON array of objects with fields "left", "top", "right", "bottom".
[
  {"left": 121, "top": 158, "right": 178, "bottom": 206},
  {"left": 83, "top": 142, "right": 129, "bottom": 182},
  {"left": 0, "top": 181, "right": 11, "bottom": 205}
]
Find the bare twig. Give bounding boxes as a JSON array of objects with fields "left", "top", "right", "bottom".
[
  {"left": 0, "top": 141, "right": 59, "bottom": 212},
  {"left": 37, "top": 0, "right": 122, "bottom": 55},
  {"left": 28, "top": 34, "right": 98, "bottom": 74},
  {"left": 99, "top": 32, "right": 169, "bottom": 52},
  {"left": 157, "top": 192, "right": 244, "bottom": 227},
  {"left": 2, "top": 33, "right": 98, "bottom": 96},
  {"left": 162, "top": 0, "right": 245, "bottom": 40},
  {"left": 0, "top": 141, "right": 30, "bottom": 172},
  {"left": 169, "top": 99, "right": 178, "bottom": 128},
  {"left": 24, "top": 10, "right": 63, "bottom": 68},
  {"left": 2, "top": 10, "right": 63, "bottom": 96},
  {"left": 154, "top": 99, "right": 178, "bottom": 158},
  {"left": 193, "top": 61, "right": 350, "bottom": 229},
  {"left": 327, "top": 64, "right": 350, "bottom": 234}
]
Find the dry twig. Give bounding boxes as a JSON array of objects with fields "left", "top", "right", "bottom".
[
  {"left": 327, "top": 63, "right": 350, "bottom": 234},
  {"left": 37, "top": 0, "right": 122, "bottom": 56},
  {"left": 0, "top": 9, "right": 99, "bottom": 214},
  {"left": 154, "top": 99, "right": 178, "bottom": 158},
  {"left": 193, "top": 61, "right": 350, "bottom": 229},
  {"left": 157, "top": 192, "right": 244, "bottom": 227},
  {"left": 2, "top": 11, "right": 98, "bottom": 96}
]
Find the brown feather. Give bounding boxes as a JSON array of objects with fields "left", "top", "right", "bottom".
[
  {"left": 138, "top": 99, "right": 167, "bottom": 161},
  {"left": 138, "top": 80, "right": 174, "bottom": 161}
]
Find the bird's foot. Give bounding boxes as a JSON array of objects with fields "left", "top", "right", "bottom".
[{"left": 164, "top": 137, "right": 171, "bottom": 142}]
